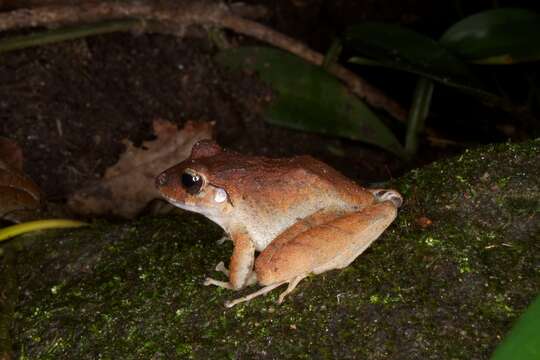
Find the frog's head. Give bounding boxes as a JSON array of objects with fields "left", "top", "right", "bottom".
[{"left": 156, "top": 140, "right": 234, "bottom": 223}]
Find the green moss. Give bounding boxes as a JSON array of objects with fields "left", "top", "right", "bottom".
[{"left": 4, "top": 140, "right": 540, "bottom": 359}]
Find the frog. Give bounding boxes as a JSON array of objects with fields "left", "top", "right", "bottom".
[{"left": 156, "top": 140, "right": 402, "bottom": 308}]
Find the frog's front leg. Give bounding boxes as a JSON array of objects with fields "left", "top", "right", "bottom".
[{"left": 204, "top": 229, "right": 257, "bottom": 290}]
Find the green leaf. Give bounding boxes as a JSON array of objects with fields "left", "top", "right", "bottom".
[
  {"left": 405, "top": 77, "right": 434, "bottom": 157},
  {"left": 441, "top": 8, "right": 540, "bottom": 64},
  {"left": 491, "top": 295, "right": 540, "bottom": 360},
  {"left": 215, "top": 46, "right": 405, "bottom": 157},
  {"left": 345, "top": 23, "right": 495, "bottom": 98}
]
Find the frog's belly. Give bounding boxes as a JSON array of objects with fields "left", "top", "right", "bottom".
[{"left": 246, "top": 200, "right": 360, "bottom": 252}]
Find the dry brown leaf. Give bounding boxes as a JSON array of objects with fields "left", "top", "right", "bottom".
[
  {"left": 0, "top": 136, "right": 23, "bottom": 170},
  {"left": 68, "top": 120, "right": 213, "bottom": 218},
  {"left": 415, "top": 216, "right": 433, "bottom": 229},
  {"left": 0, "top": 137, "right": 42, "bottom": 222}
]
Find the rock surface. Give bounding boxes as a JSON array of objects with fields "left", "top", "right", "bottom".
[{"left": 3, "top": 140, "right": 539, "bottom": 359}]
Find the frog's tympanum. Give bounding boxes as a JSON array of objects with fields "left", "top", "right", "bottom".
[{"left": 156, "top": 140, "right": 402, "bottom": 307}]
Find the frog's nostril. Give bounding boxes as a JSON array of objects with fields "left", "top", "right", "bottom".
[{"left": 155, "top": 172, "right": 168, "bottom": 188}]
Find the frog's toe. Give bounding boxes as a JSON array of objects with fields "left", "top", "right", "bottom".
[
  {"left": 224, "top": 282, "right": 286, "bottom": 308},
  {"left": 277, "top": 275, "right": 306, "bottom": 304},
  {"left": 371, "top": 189, "right": 403, "bottom": 208},
  {"left": 215, "top": 261, "right": 229, "bottom": 275},
  {"left": 204, "top": 277, "right": 233, "bottom": 289},
  {"left": 216, "top": 235, "right": 230, "bottom": 245}
]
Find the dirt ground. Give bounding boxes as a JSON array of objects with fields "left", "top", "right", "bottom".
[{"left": 0, "top": 0, "right": 538, "bottom": 206}]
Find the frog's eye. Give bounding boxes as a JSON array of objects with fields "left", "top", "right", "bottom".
[{"left": 181, "top": 171, "right": 203, "bottom": 194}]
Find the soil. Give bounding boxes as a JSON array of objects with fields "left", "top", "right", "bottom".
[
  {"left": 0, "top": 0, "right": 538, "bottom": 208},
  {"left": 0, "top": 31, "right": 405, "bottom": 203}
]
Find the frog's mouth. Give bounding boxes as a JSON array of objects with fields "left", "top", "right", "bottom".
[
  {"left": 162, "top": 194, "right": 232, "bottom": 231},
  {"left": 161, "top": 186, "right": 233, "bottom": 215},
  {"left": 162, "top": 196, "right": 192, "bottom": 211},
  {"left": 160, "top": 195, "right": 205, "bottom": 214}
]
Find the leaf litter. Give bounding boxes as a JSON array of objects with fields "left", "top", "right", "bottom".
[{"left": 68, "top": 120, "right": 213, "bottom": 218}]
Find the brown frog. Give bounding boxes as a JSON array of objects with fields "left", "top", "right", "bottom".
[{"left": 156, "top": 140, "right": 402, "bottom": 307}]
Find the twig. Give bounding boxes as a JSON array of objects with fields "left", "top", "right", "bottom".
[
  {"left": 0, "top": 1, "right": 407, "bottom": 122},
  {"left": 0, "top": 19, "right": 139, "bottom": 54},
  {"left": 0, "top": 219, "right": 88, "bottom": 243}
]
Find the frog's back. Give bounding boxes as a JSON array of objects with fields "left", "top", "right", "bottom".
[{"left": 224, "top": 155, "right": 375, "bottom": 250}]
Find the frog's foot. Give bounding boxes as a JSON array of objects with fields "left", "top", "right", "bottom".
[
  {"left": 215, "top": 261, "right": 229, "bottom": 275},
  {"left": 224, "top": 282, "right": 285, "bottom": 308},
  {"left": 369, "top": 189, "right": 403, "bottom": 208},
  {"left": 224, "top": 275, "right": 306, "bottom": 308},
  {"left": 204, "top": 266, "right": 257, "bottom": 291},
  {"left": 277, "top": 275, "right": 306, "bottom": 304},
  {"left": 204, "top": 277, "right": 234, "bottom": 289},
  {"left": 214, "top": 261, "right": 259, "bottom": 285}
]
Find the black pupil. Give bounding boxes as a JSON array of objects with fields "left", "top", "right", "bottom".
[{"left": 181, "top": 173, "right": 202, "bottom": 194}]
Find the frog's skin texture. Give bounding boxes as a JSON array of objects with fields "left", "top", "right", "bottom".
[{"left": 156, "top": 140, "right": 402, "bottom": 307}]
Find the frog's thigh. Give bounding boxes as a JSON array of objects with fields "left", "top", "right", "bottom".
[
  {"left": 263, "top": 209, "right": 347, "bottom": 250},
  {"left": 255, "top": 201, "right": 398, "bottom": 285},
  {"left": 223, "top": 211, "right": 346, "bottom": 307}
]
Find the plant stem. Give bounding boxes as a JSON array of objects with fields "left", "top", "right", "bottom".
[
  {"left": 405, "top": 77, "right": 434, "bottom": 157},
  {"left": 0, "top": 19, "right": 139, "bottom": 54},
  {"left": 322, "top": 39, "right": 342, "bottom": 70},
  {"left": 0, "top": 219, "right": 87, "bottom": 243}
]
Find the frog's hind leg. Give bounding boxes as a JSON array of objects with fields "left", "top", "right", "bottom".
[
  {"left": 368, "top": 188, "right": 403, "bottom": 208},
  {"left": 255, "top": 201, "right": 399, "bottom": 295},
  {"left": 225, "top": 281, "right": 286, "bottom": 308},
  {"left": 224, "top": 274, "right": 307, "bottom": 308},
  {"left": 277, "top": 275, "right": 306, "bottom": 303}
]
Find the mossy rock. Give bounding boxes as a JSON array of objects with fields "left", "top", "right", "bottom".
[{"left": 1, "top": 140, "right": 539, "bottom": 359}]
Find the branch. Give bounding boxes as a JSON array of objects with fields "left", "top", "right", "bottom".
[{"left": 0, "top": 1, "right": 407, "bottom": 122}]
